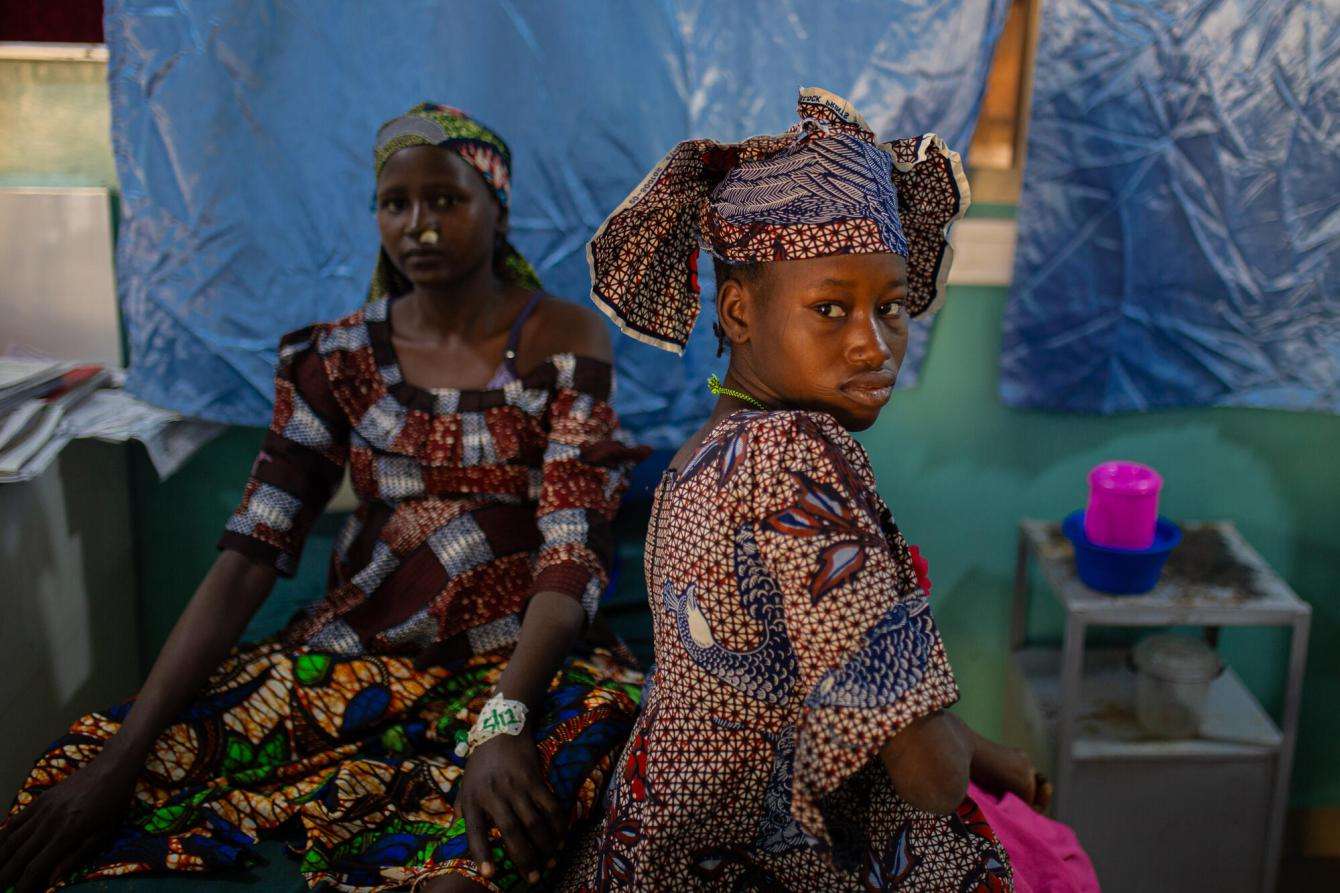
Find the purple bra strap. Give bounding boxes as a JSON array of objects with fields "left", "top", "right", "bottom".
[{"left": 501, "top": 290, "right": 544, "bottom": 375}]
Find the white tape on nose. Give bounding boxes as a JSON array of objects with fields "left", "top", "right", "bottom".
[{"left": 419, "top": 230, "right": 439, "bottom": 245}]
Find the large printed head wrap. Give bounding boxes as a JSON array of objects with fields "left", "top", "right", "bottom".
[
  {"left": 586, "top": 88, "right": 970, "bottom": 354},
  {"left": 370, "top": 102, "right": 540, "bottom": 299}
]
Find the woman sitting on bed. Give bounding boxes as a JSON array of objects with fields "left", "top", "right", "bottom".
[{"left": 0, "top": 103, "right": 646, "bottom": 893}]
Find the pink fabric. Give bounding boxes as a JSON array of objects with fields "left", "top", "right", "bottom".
[{"left": 968, "top": 781, "right": 1102, "bottom": 892}]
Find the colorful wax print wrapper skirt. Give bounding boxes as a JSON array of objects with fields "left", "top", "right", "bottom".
[{"left": 4, "top": 640, "right": 642, "bottom": 891}]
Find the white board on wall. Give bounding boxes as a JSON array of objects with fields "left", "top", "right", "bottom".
[
  {"left": 0, "top": 186, "right": 120, "bottom": 366},
  {"left": 948, "top": 218, "right": 1017, "bottom": 287}
]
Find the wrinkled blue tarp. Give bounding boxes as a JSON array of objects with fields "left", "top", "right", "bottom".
[
  {"left": 108, "top": 0, "right": 1006, "bottom": 445},
  {"left": 1001, "top": 0, "right": 1339, "bottom": 414}
]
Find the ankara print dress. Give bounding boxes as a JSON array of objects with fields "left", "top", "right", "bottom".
[
  {"left": 562, "top": 411, "right": 1012, "bottom": 892},
  {"left": 4, "top": 296, "right": 647, "bottom": 892}
]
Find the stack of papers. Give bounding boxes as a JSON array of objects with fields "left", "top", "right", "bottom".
[
  {"left": 0, "top": 360, "right": 112, "bottom": 482},
  {"left": 0, "top": 358, "right": 73, "bottom": 414},
  {"left": 61, "top": 389, "right": 225, "bottom": 479},
  {"left": 0, "top": 357, "right": 224, "bottom": 483}
]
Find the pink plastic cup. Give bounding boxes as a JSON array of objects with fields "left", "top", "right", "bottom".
[{"left": 1084, "top": 461, "right": 1163, "bottom": 550}]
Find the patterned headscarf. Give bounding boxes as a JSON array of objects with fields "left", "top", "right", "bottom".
[
  {"left": 586, "top": 87, "right": 970, "bottom": 354},
  {"left": 369, "top": 102, "right": 540, "bottom": 300}
]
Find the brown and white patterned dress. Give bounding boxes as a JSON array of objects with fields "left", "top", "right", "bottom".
[
  {"left": 562, "top": 410, "right": 1013, "bottom": 892},
  {"left": 220, "top": 294, "right": 644, "bottom": 656},
  {"left": 4, "top": 294, "right": 650, "bottom": 892}
]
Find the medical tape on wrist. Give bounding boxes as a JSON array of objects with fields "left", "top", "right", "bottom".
[{"left": 456, "top": 692, "right": 528, "bottom": 758}]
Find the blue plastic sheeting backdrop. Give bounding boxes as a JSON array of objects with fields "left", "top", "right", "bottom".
[
  {"left": 1001, "top": 0, "right": 1340, "bottom": 415},
  {"left": 109, "top": 0, "right": 1005, "bottom": 445}
]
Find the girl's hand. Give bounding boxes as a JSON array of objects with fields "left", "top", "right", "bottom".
[
  {"left": 458, "top": 730, "right": 565, "bottom": 886},
  {"left": 0, "top": 750, "right": 137, "bottom": 892},
  {"left": 970, "top": 739, "right": 1053, "bottom": 813},
  {"left": 879, "top": 711, "right": 973, "bottom": 815}
]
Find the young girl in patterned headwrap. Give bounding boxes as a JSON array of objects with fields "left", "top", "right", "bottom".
[
  {"left": 561, "top": 88, "right": 1094, "bottom": 892},
  {"left": 0, "top": 104, "right": 648, "bottom": 893}
]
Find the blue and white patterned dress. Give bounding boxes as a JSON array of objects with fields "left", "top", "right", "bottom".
[{"left": 561, "top": 409, "right": 1013, "bottom": 891}]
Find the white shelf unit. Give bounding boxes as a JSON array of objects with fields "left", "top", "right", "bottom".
[{"left": 1011, "top": 520, "right": 1310, "bottom": 893}]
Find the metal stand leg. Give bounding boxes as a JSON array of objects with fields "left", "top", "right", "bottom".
[
  {"left": 1053, "top": 614, "right": 1085, "bottom": 821},
  {"left": 1262, "top": 611, "right": 1311, "bottom": 893},
  {"left": 1011, "top": 533, "right": 1029, "bottom": 652}
]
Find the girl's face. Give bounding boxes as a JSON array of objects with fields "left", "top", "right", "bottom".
[
  {"left": 375, "top": 145, "right": 502, "bottom": 292},
  {"left": 720, "top": 252, "right": 910, "bottom": 431}
]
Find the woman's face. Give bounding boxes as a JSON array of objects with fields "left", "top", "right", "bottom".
[
  {"left": 721, "top": 252, "right": 910, "bottom": 431},
  {"left": 375, "top": 145, "right": 501, "bottom": 291}
]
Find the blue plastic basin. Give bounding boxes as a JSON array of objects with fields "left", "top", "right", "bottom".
[{"left": 1061, "top": 510, "right": 1182, "bottom": 595}]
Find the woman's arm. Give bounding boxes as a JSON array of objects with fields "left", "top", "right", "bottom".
[
  {"left": 490, "top": 591, "right": 586, "bottom": 710},
  {"left": 102, "top": 550, "right": 277, "bottom": 765},
  {"left": 458, "top": 592, "right": 585, "bottom": 884},
  {"left": 879, "top": 710, "right": 974, "bottom": 815},
  {"left": 0, "top": 550, "right": 276, "bottom": 892},
  {"left": 2, "top": 328, "right": 345, "bottom": 891},
  {"left": 456, "top": 303, "right": 642, "bottom": 885}
]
